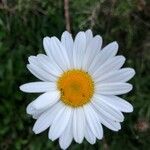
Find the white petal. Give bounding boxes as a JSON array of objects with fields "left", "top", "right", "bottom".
[
  {"left": 32, "top": 112, "right": 43, "bottom": 119},
  {"left": 73, "top": 108, "right": 85, "bottom": 143},
  {"left": 85, "top": 29, "right": 93, "bottom": 45},
  {"left": 43, "top": 36, "right": 52, "bottom": 57},
  {"left": 61, "top": 31, "right": 74, "bottom": 67},
  {"left": 95, "top": 68, "right": 135, "bottom": 83},
  {"left": 27, "top": 56, "right": 56, "bottom": 81},
  {"left": 59, "top": 112, "right": 73, "bottom": 150},
  {"left": 28, "top": 56, "right": 57, "bottom": 81},
  {"left": 85, "top": 122, "right": 96, "bottom": 144},
  {"left": 92, "top": 102, "right": 121, "bottom": 131},
  {"left": 97, "top": 95, "right": 133, "bottom": 113},
  {"left": 28, "top": 56, "right": 39, "bottom": 66},
  {"left": 49, "top": 106, "right": 72, "bottom": 141},
  {"left": 26, "top": 101, "right": 37, "bottom": 115},
  {"left": 82, "top": 35, "right": 102, "bottom": 70},
  {"left": 84, "top": 104, "right": 103, "bottom": 139},
  {"left": 27, "top": 64, "right": 46, "bottom": 81},
  {"left": 32, "top": 91, "right": 60, "bottom": 111},
  {"left": 26, "top": 101, "right": 46, "bottom": 119},
  {"left": 73, "top": 32, "right": 86, "bottom": 69},
  {"left": 95, "top": 83, "right": 133, "bottom": 95},
  {"left": 88, "top": 41, "right": 118, "bottom": 73},
  {"left": 92, "top": 56, "right": 125, "bottom": 79},
  {"left": 37, "top": 54, "right": 63, "bottom": 77},
  {"left": 92, "top": 94, "right": 124, "bottom": 122},
  {"left": 20, "top": 82, "right": 56, "bottom": 93},
  {"left": 43, "top": 38, "right": 64, "bottom": 71},
  {"left": 61, "top": 31, "right": 73, "bottom": 52},
  {"left": 33, "top": 102, "right": 63, "bottom": 134},
  {"left": 49, "top": 37, "right": 70, "bottom": 70},
  {"left": 27, "top": 63, "right": 56, "bottom": 82},
  {"left": 97, "top": 112, "right": 121, "bottom": 131},
  {"left": 102, "top": 41, "right": 118, "bottom": 53}
]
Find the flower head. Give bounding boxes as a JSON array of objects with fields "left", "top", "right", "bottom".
[{"left": 20, "top": 30, "right": 135, "bottom": 149}]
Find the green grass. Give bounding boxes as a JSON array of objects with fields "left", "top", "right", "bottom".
[{"left": 0, "top": 0, "right": 150, "bottom": 149}]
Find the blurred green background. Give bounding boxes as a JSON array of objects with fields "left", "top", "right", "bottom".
[{"left": 0, "top": 0, "right": 150, "bottom": 149}]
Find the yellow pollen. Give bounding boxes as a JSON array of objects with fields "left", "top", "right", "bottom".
[{"left": 57, "top": 69, "right": 94, "bottom": 107}]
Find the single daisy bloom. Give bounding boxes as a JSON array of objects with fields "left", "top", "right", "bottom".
[{"left": 20, "top": 30, "right": 135, "bottom": 149}]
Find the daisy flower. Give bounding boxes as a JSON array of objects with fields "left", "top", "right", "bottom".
[{"left": 20, "top": 30, "right": 135, "bottom": 149}]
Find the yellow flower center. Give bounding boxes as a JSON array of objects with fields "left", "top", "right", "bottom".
[{"left": 57, "top": 69, "right": 94, "bottom": 107}]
